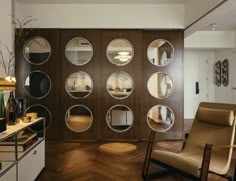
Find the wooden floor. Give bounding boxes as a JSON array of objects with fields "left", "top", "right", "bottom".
[{"left": 36, "top": 141, "right": 235, "bottom": 181}]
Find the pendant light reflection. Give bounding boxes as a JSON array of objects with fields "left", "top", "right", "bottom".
[{"left": 114, "top": 51, "right": 131, "bottom": 62}]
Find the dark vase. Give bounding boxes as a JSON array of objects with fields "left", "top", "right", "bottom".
[{"left": 6, "top": 91, "right": 17, "bottom": 125}]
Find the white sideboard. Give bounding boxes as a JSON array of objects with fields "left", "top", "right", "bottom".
[{"left": 0, "top": 118, "right": 45, "bottom": 181}]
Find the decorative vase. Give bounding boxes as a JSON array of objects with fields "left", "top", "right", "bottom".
[{"left": 5, "top": 91, "right": 17, "bottom": 125}]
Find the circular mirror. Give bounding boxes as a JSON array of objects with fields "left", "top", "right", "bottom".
[
  {"left": 65, "top": 105, "right": 93, "bottom": 132},
  {"left": 106, "top": 38, "right": 134, "bottom": 66},
  {"left": 147, "top": 39, "right": 174, "bottom": 66},
  {"left": 147, "top": 72, "right": 173, "bottom": 99},
  {"left": 147, "top": 105, "right": 174, "bottom": 132},
  {"left": 24, "top": 71, "right": 51, "bottom": 99},
  {"left": 106, "top": 71, "right": 134, "bottom": 99},
  {"left": 23, "top": 36, "right": 51, "bottom": 65},
  {"left": 65, "top": 71, "right": 93, "bottom": 99},
  {"left": 65, "top": 37, "right": 93, "bottom": 66},
  {"left": 25, "top": 104, "right": 51, "bottom": 132},
  {"left": 106, "top": 105, "right": 133, "bottom": 132}
]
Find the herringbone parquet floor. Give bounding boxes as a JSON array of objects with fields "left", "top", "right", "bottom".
[{"left": 36, "top": 141, "right": 235, "bottom": 181}]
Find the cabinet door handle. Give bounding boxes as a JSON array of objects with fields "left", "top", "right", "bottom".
[{"left": 33, "top": 150, "right": 37, "bottom": 155}]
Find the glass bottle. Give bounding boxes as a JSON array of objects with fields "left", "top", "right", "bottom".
[
  {"left": 6, "top": 91, "right": 17, "bottom": 125},
  {"left": 0, "top": 91, "right": 5, "bottom": 118}
]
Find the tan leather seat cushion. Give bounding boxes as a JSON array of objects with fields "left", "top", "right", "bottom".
[
  {"left": 151, "top": 150, "right": 201, "bottom": 176},
  {"left": 197, "top": 107, "right": 234, "bottom": 126}
]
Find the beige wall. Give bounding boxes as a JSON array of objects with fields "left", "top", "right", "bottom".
[
  {"left": 15, "top": 3, "right": 184, "bottom": 29},
  {"left": 0, "top": 0, "right": 14, "bottom": 77}
]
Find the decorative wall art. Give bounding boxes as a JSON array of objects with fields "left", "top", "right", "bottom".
[
  {"left": 214, "top": 60, "right": 221, "bottom": 86},
  {"left": 214, "top": 59, "right": 229, "bottom": 87},
  {"left": 222, "top": 59, "right": 229, "bottom": 86}
]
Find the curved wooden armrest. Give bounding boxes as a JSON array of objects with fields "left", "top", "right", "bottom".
[{"left": 213, "top": 144, "right": 236, "bottom": 148}]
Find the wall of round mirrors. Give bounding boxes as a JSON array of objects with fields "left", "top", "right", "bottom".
[
  {"left": 106, "top": 71, "right": 134, "bottom": 99},
  {"left": 24, "top": 71, "right": 51, "bottom": 99},
  {"left": 106, "top": 38, "right": 134, "bottom": 66},
  {"left": 147, "top": 72, "right": 173, "bottom": 99},
  {"left": 25, "top": 104, "right": 51, "bottom": 132},
  {"left": 147, "top": 105, "right": 174, "bottom": 132},
  {"left": 147, "top": 39, "right": 174, "bottom": 66},
  {"left": 65, "top": 71, "right": 93, "bottom": 99},
  {"left": 106, "top": 105, "right": 133, "bottom": 132},
  {"left": 65, "top": 37, "right": 93, "bottom": 66},
  {"left": 65, "top": 105, "right": 93, "bottom": 133},
  {"left": 23, "top": 36, "right": 51, "bottom": 65}
]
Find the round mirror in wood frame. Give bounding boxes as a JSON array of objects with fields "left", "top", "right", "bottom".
[
  {"left": 23, "top": 36, "right": 51, "bottom": 65},
  {"left": 147, "top": 105, "right": 175, "bottom": 132},
  {"left": 147, "top": 72, "right": 174, "bottom": 99},
  {"left": 65, "top": 71, "right": 93, "bottom": 99},
  {"left": 106, "top": 71, "right": 134, "bottom": 99},
  {"left": 106, "top": 105, "right": 134, "bottom": 132},
  {"left": 147, "top": 39, "right": 174, "bottom": 66},
  {"left": 25, "top": 104, "right": 52, "bottom": 132},
  {"left": 65, "top": 37, "right": 93, "bottom": 66},
  {"left": 24, "top": 71, "right": 51, "bottom": 99},
  {"left": 106, "top": 38, "right": 134, "bottom": 66},
  {"left": 65, "top": 105, "right": 93, "bottom": 133}
]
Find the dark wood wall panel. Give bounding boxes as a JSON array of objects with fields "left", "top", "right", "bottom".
[
  {"left": 100, "top": 30, "right": 142, "bottom": 140},
  {"left": 15, "top": 29, "right": 60, "bottom": 140},
  {"left": 15, "top": 29, "right": 183, "bottom": 141},
  {"left": 60, "top": 29, "right": 101, "bottom": 140},
  {"left": 141, "top": 30, "right": 184, "bottom": 140}
]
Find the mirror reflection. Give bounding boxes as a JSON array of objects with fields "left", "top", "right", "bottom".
[
  {"left": 147, "top": 72, "right": 173, "bottom": 99},
  {"left": 106, "top": 38, "right": 134, "bottom": 66},
  {"left": 24, "top": 37, "right": 51, "bottom": 65},
  {"left": 25, "top": 104, "right": 51, "bottom": 132},
  {"left": 65, "top": 105, "right": 93, "bottom": 132},
  {"left": 24, "top": 71, "right": 51, "bottom": 99},
  {"left": 65, "top": 71, "right": 93, "bottom": 99},
  {"left": 106, "top": 105, "right": 133, "bottom": 132},
  {"left": 147, "top": 105, "right": 174, "bottom": 132},
  {"left": 107, "top": 71, "right": 134, "bottom": 99},
  {"left": 65, "top": 37, "right": 93, "bottom": 66},
  {"left": 147, "top": 39, "right": 174, "bottom": 66}
]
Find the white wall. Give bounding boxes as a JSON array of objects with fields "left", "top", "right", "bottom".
[
  {"left": 185, "top": 31, "right": 236, "bottom": 49},
  {"left": 15, "top": 3, "right": 184, "bottom": 29},
  {"left": 214, "top": 49, "right": 236, "bottom": 103},
  {"left": 0, "top": 0, "right": 14, "bottom": 77},
  {"left": 184, "top": 50, "right": 215, "bottom": 119}
]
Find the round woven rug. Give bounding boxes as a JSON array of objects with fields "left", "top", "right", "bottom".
[{"left": 99, "top": 143, "right": 137, "bottom": 154}]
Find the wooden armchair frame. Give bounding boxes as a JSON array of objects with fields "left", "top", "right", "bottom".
[{"left": 142, "top": 102, "right": 236, "bottom": 181}]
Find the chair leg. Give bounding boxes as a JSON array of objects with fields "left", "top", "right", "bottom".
[
  {"left": 200, "top": 144, "right": 213, "bottom": 181},
  {"left": 142, "top": 131, "right": 155, "bottom": 178},
  {"left": 234, "top": 159, "right": 236, "bottom": 181}
]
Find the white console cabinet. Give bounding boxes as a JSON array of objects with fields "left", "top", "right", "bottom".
[{"left": 0, "top": 118, "right": 45, "bottom": 181}]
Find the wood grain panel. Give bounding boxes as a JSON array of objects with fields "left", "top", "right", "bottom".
[
  {"left": 100, "top": 30, "right": 142, "bottom": 140},
  {"left": 141, "top": 30, "right": 184, "bottom": 140},
  {"left": 16, "top": 29, "right": 183, "bottom": 141},
  {"left": 60, "top": 29, "right": 101, "bottom": 140},
  {"left": 15, "top": 29, "right": 61, "bottom": 140}
]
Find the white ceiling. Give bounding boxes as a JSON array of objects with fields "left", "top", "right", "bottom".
[
  {"left": 16, "top": 0, "right": 185, "bottom": 4},
  {"left": 189, "top": 0, "right": 236, "bottom": 32}
]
